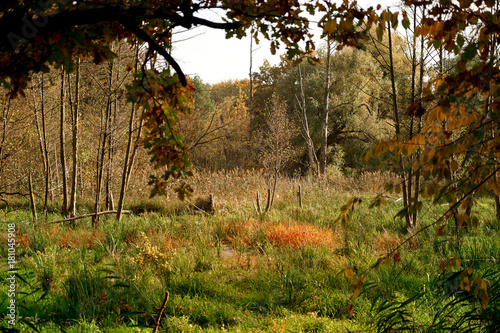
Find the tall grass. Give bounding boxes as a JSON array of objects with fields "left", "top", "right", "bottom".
[{"left": 0, "top": 170, "right": 498, "bottom": 332}]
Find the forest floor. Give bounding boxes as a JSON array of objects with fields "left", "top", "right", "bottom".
[{"left": 1, "top": 171, "right": 499, "bottom": 332}]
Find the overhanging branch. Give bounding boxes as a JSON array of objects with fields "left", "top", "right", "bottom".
[{"left": 128, "top": 25, "right": 188, "bottom": 86}]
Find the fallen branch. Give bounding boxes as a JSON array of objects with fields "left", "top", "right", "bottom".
[
  {"left": 49, "top": 210, "right": 132, "bottom": 224},
  {"left": 153, "top": 291, "right": 169, "bottom": 333}
]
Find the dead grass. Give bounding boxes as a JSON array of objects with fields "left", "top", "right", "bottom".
[
  {"left": 10, "top": 225, "right": 106, "bottom": 250},
  {"left": 266, "top": 222, "right": 338, "bottom": 249},
  {"left": 356, "top": 171, "right": 397, "bottom": 194},
  {"left": 374, "top": 230, "right": 403, "bottom": 255}
]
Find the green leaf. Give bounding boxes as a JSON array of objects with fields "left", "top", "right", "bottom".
[
  {"left": 457, "top": 34, "right": 464, "bottom": 48},
  {"left": 461, "top": 43, "right": 478, "bottom": 60},
  {"left": 402, "top": 15, "right": 410, "bottom": 30},
  {"left": 376, "top": 24, "right": 384, "bottom": 41}
]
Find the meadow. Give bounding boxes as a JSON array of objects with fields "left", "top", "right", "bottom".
[{"left": 1, "top": 170, "right": 499, "bottom": 332}]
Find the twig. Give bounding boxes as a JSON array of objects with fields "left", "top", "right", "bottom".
[{"left": 152, "top": 291, "right": 169, "bottom": 333}]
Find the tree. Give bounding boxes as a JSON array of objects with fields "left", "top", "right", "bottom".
[
  {"left": 258, "top": 95, "right": 299, "bottom": 207},
  {"left": 59, "top": 68, "right": 69, "bottom": 217},
  {"left": 320, "top": 40, "right": 331, "bottom": 176},
  {"left": 0, "top": 0, "right": 377, "bottom": 196},
  {"left": 178, "top": 78, "right": 253, "bottom": 171},
  {"left": 252, "top": 47, "right": 389, "bottom": 176},
  {"left": 296, "top": 64, "right": 318, "bottom": 177},
  {"left": 361, "top": 1, "right": 500, "bottom": 228},
  {"left": 68, "top": 59, "right": 80, "bottom": 218}
]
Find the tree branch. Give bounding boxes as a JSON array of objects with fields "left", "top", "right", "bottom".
[{"left": 127, "top": 25, "right": 188, "bottom": 86}]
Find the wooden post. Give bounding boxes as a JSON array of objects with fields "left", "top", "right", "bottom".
[{"left": 297, "top": 185, "right": 303, "bottom": 209}]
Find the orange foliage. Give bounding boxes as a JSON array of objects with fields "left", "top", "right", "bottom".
[
  {"left": 57, "top": 229, "right": 104, "bottom": 249},
  {"left": 1, "top": 225, "right": 105, "bottom": 250},
  {"left": 374, "top": 231, "right": 402, "bottom": 255},
  {"left": 266, "top": 223, "right": 337, "bottom": 249}
]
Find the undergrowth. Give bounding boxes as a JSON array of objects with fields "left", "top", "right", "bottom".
[{"left": 0, "top": 171, "right": 498, "bottom": 332}]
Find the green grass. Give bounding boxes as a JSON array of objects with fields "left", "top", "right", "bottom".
[{"left": 1, "top": 176, "right": 499, "bottom": 332}]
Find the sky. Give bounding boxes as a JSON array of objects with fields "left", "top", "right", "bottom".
[{"left": 171, "top": 0, "right": 400, "bottom": 84}]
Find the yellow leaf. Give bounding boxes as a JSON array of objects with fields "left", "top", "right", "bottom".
[
  {"left": 482, "top": 291, "right": 489, "bottom": 309},
  {"left": 493, "top": 183, "right": 500, "bottom": 196},
  {"left": 476, "top": 276, "right": 487, "bottom": 291},
  {"left": 345, "top": 269, "right": 354, "bottom": 279},
  {"left": 416, "top": 133, "right": 425, "bottom": 147},
  {"left": 461, "top": 277, "right": 470, "bottom": 291},
  {"left": 324, "top": 20, "right": 337, "bottom": 34},
  {"left": 353, "top": 286, "right": 361, "bottom": 297}
]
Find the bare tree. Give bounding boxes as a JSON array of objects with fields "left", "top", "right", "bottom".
[
  {"left": 320, "top": 39, "right": 331, "bottom": 176},
  {"left": 93, "top": 61, "right": 114, "bottom": 226},
  {"left": 68, "top": 59, "right": 80, "bottom": 217},
  {"left": 295, "top": 64, "right": 318, "bottom": 177},
  {"left": 59, "top": 68, "right": 69, "bottom": 217},
  {"left": 117, "top": 44, "right": 140, "bottom": 221},
  {"left": 259, "top": 96, "right": 298, "bottom": 207},
  {"left": 32, "top": 73, "right": 51, "bottom": 214}
]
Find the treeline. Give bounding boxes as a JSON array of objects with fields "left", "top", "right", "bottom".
[
  {"left": 183, "top": 23, "right": 437, "bottom": 180},
  {"left": 0, "top": 42, "right": 151, "bottom": 221},
  {"left": 0, "top": 18, "right": 448, "bottom": 218}
]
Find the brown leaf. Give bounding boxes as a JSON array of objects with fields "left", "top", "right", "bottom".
[{"left": 436, "top": 225, "right": 446, "bottom": 236}]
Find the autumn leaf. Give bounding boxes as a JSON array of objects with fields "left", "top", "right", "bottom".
[
  {"left": 324, "top": 20, "right": 337, "bottom": 34},
  {"left": 436, "top": 225, "right": 446, "bottom": 236},
  {"left": 482, "top": 291, "right": 489, "bottom": 309}
]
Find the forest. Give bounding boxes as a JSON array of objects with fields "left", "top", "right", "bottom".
[{"left": 0, "top": 0, "right": 499, "bottom": 332}]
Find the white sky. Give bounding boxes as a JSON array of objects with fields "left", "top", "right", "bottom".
[{"left": 171, "top": 0, "right": 400, "bottom": 84}]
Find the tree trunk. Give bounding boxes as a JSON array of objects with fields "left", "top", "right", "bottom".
[
  {"left": 388, "top": 21, "right": 411, "bottom": 229},
  {"left": 249, "top": 30, "right": 254, "bottom": 114},
  {"left": 28, "top": 172, "right": 37, "bottom": 223},
  {"left": 93, "top": 61, "right": 113, "bottom": 226},
  {"left": 297, "top": 64, "right": 317, "bottom": 176},
  {"left": 117, "top": 101, "right": 136, "bottom": 221},
  {"left": 117, "top": 44, "right": 139, "bottom": 221},
  {"left": 33, "top": 74, "right": 50, "bottom": 215},
  {"left": 105, "top": 98, "right": 116, "bottom": 211},
  {"left": 68, "top": 59, "right": 80, "bottom": 217},
  {"left": 59, "top": 68, "right": 69, "bottom": 217},
  {"left": 412, "top": 11, "right": 425, "bottom": 227},
  {"left": 125, "top": 117, "right": 144, "bottom": 190},
  {"left": 320, "top": 39, "right": 331, "bottom": 176}
]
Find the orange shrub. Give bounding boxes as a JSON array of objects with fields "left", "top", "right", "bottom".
[{"left": 266, "top": 223, "right": 337, "bottom": 249}]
